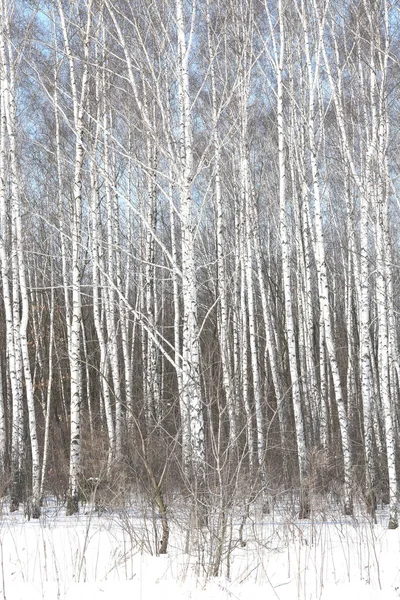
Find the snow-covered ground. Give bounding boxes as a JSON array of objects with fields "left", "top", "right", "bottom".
[{"left": 1, "top": 498, "right": 400, "bottom": 600}]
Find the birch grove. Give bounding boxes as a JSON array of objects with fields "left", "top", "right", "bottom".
[{"left": 0, "top": 0, "right": 400, "bottom": 532}]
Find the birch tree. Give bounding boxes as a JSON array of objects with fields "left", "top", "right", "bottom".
[
  {"left": 175, "top": 0, "right": 206, "bottom": 503},
  {"left": 56, "top": 0, "right": 93, "bottom": 514},
  {"left": 0, "top": 0, "right": 41, "bottom": 516}
]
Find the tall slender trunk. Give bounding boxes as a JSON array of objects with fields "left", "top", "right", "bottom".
[
  {"left": 276, "top": 0, "right": 308, "bottom": 516},
  {"left": 175, "top": 0, "right": 205, "bottom": 500},
  {"left": 308, "top": 4, "right": 353, "bottom": 514},
  {"left": 206, "top": 0, "right": 236, "bottom": 449},
  {"left": 40, "top": 273, "right": 55, "bottom": 499},
  {"left": 1, "top": 0, "right": 40, "bottom": 516},
  {"left": 57, "top": 0, "right": 93, "bottom": 514}
]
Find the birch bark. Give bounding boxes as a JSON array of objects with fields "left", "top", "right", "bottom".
[
  {"left": 56, "top": 0, "right": 93, "bottom": 514},
  {"left": 0, "top": 0, "right": 41, "bottom": 516},
  {"left": 275, "top": 0, "right": 308, "bottom": 516},
  {"left": 175, "top": 0, "right": 206, "bottom": 496}
]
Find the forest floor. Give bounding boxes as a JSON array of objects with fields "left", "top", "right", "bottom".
[{"left": 0, "top": 496, "right": 399, "bottom": 599}]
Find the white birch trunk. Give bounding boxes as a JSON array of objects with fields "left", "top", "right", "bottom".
[
  {"left": 0, "top": 62, "right": 21, "bottom": 508},
  {"left": 175, "top": 0, "right": 205, "bottom": 489},
  {"left": 101, "top": 91, "right": 123, "bottom": 458},
  {"left": 238, "top": 197, "right": 254, "bottom": 473},
  {"left": 303, "top": 4, "right": 352, "bottom": 514},
  {"left": 276, "top": 0, "right": 308, "bottom": 516},
  {"left": 57, "top": 0, "right": 93, "bottom": 514},
  {"left": 0, "top": 17, "right": 23, "bottom": 512},
  {"left": 1, "top": 0, "right": 41, "bottom": 516},
  {"left": 206, "top": 0, "right": 237, "bottom": 449},
  {"left": 40, "top": 273, "right": 55, "bottom": 499},
  {"left": 373, "top": 9, "right": 397, "bottom": 526},
  {"left": 91, "top": 166, "right": 115, "bottom": 469},
  {"left": 120, "top": 205, "right": 133, "bottom": 429}
]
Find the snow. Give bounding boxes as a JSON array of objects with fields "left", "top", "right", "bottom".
[{"left": 1, "top": 499, "right": 400, "bottom": 600}]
